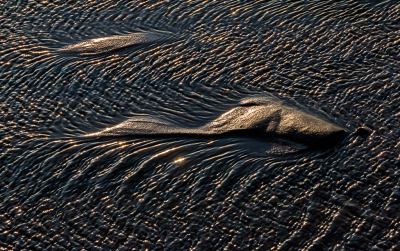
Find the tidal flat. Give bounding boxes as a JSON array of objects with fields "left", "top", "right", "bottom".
[{"left": 1, "top": 0, "right": 399, "bottom": 250}]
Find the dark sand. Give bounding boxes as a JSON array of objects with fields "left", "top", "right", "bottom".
[{"left": 1, "top": 0, "right": 399, "bottom": 250}]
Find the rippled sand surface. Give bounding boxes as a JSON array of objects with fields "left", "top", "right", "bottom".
[{"left": 1, "top": 0, "right": 399, "bottom": 250}]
